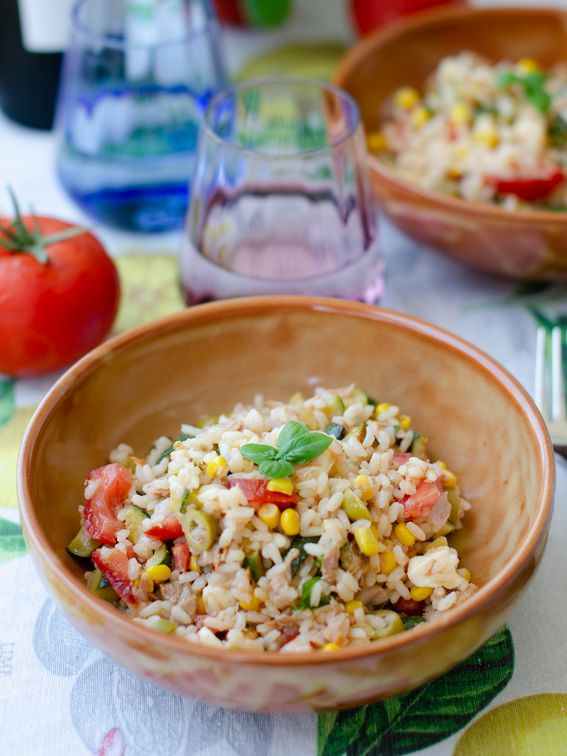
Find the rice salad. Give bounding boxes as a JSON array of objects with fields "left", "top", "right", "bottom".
[
  {"left": 370, "top": 52, "right": 567, "bottom": 210},
  {"left": 68, "top": 386, "right": 476, "bottom": 653}
]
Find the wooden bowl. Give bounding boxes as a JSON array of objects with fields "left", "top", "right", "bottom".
[
  {"left": 18, "top": 297, "right": 554, "bottom": 711},
  {"left": 335, "top": 6, "right": 567, "bottom": 279}
]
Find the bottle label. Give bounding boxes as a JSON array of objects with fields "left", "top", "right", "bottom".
[{"left": 17, "top": 0, "right": 74, "bottom": 52}]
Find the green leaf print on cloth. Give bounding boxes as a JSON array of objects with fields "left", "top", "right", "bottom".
[
  {"left": 0, "top": 516, "right": 26, "bottom": 563},
  {"left": 0, "top": 378, "right": 15, "bottom": 428},
  {"left": 317, "top": 627, "right": 514, "bottom": 756}
]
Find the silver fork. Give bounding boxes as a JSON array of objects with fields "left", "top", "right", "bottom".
[{"left": 535, "top": 325, "right": 567, "bottom": 454}]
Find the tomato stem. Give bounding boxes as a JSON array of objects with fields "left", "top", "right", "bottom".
[{"left": 0, "top": 187, "right": 89, "bottom": 265}]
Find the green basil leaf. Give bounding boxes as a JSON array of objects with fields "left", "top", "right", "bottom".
[
  {"left": 283, "top": 432, "right": 332, "bottom": 464},
  {"left": 258, "top": 459, "right": 295, "bottom": 478},
  {"left": 526, "top": 84, "right": 551, "bottom": 114},
  {"left": 523, "top": 70, "right": 547, "bottom": 87},
  {"left": 240, "top": 443, "right": 278, "bottom": 464},
  {"left": 277, "top": 421, "right": 310, "bottom": 457},
  {"left": 496, "top": 70, "right": 519, "bottom": 87}
]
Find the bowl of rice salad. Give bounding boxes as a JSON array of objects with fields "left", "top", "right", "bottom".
[
  {"left": 19, "top": 297, "right": 554, "bottom": 711},
  {"left": 335, "top": 5, "right": 567, "bottom": 279}
]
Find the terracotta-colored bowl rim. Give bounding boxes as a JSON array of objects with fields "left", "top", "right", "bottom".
[
  {"left": 18, "top": 296, "right": 554, "bottom": 667},
  {"left": 334, "top": 4, "right": 567, "bottom": 226}
]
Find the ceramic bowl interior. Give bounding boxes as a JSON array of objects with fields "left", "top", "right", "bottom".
[
  {"left": 334, "top": 6, "right": 567, "bottom": 279},
  {"left": 18, "top": 298, "right": 554, "bottom": 709}
]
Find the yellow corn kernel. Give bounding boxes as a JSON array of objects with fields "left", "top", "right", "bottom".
[
  {"left": 436, "top": 459, "right": 457, "bottom": 488},
  {"left": 447, "top": 165, "right": 463, "bottom": 179},
  {"left": 380, "top": 550, "right": 397, "bottom": 575},
  {"left": 394, "top": 87, "right": 420, "bottom": 110},
  {"left": 289, "top": 391, "right": 304, "bottom": 405},
  {"left": 189, "top": 555, "right": 200, "bottom": 573},
  {"left": 445, "top": 471, "right": 457, "bottom": 489},
  {"left": 473, "top": 125, "right": 500, "bottom": 149},
  {"left": 454, "top": 144, "right": 470, "bottom": 160},
  {"left": 411, "top": 585, "right": 434, "bottom": 601},
  {"left": 322, "top": 642, "right": 340, "bottom": 652},
  {"left": 394, "top": 523, "right": 416, "bottom": 547},
  {"left": 197, "top": 594, "right": 205, "bottom": 614},
  {"left": 258, "top": 503, "right": 280, "bottom": 530},
  {"left": 299, "top": 406, "right": 317, "bottom": 429},
  {"left": 196, "top": 414, "right": 218, "bottom": 428},
  {"left": 374, "top": 402, "right": 392, "bottom": 418},
  {"left": 145, "top": 564, "right": 172, "bottom": 583},
  {"left": 366, "top": 130, "right": 388, "bottom": 152},
  {"left": 399, "top": 415, "right": 411, "bottom": 431},
  {"left": 267, "top": 478, "right": 294, "bottom": 495},
  {"left": 434, "top": 522, "right": 456, "bottom": 538},
  {"left": 239, "top": 595, "right": 262, "bottom": 612},
  {"left": 354, "top": 526, "right": 381, "bottom": 557},
  {"left": 173, "top": 440, "right": 183, "bottom": 450},
  {"left": 425, "top": 536, "right": 448, "bottom": 552},
  {"left": 280, "top": 508, "right": 300, "bottom": 536},
  {"left": 354, "top": 474, "right": 373, "bottom": 501},
  {"left": 410, "top": 106, "right": 431, "bottom": 128},
  {"left": 460, "top": 567, "right": 471, "bottom": 582},
  {"left": 206, "top": 455, "right": 227, "bottom": 478},
  {"left": 518, "top": 57, "right": 539, "bottom": 74},
  {"left": 346, "top": 600, "right": 363, "bottom": 615},
  {"left": 450, "top": 103, "right": 471, "bottom": 126}
]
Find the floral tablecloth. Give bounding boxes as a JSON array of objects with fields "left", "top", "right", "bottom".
[{"left": 2, "top": 2, "right": 567, "bottom": 752}]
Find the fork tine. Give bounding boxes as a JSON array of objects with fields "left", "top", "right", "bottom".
[
  {"left": 551, "top": 326, "right": 566, "bottom": 421},
  {"left": 535, "top": 326, "right": 548, "bottom": 418}
]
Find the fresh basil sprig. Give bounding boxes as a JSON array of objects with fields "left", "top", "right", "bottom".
[
  {"left": 496, "top": 69, "right": 551, "bottom": 114},
  {"left": 241, "top": 420, "right": 332, "bottom": 478}
]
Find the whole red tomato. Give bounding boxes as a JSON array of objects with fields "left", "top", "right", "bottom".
[
  {"left": 350, "top": 0, "right": 464, "bottom": 36},
  {"left": 0, "top": 213, "right": 119, "bottom": 377}
]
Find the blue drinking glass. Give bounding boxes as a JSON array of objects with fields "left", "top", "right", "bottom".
[{"left": 55, "top": 0, "right": 226, "bottom": 233}]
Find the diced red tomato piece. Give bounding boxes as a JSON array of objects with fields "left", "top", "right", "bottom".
[
  {"left": 92, "top": 548, "right": 138, "bottom": 605},
  {"left": 145, "top": 514, "right": 183, "bottom": 541},
  {"left": 393, "top": 598, "right": 423, "bottom": 615},
  {"left": 172, "top": 541, "right": 190, "bottom": 573},
  {"left": 228, "top": 478, "right": 299, "bottom": 509},
  {"left": 487, "top": 165, "right": 565, "bottom": 201},
  {"left": 393, "top": 452, "right": 412, "bottom": 464},
  {"left": 403, "top": 479, "right": 442, "bottom": 522},
  {"left": 84, "top": 464, "right": 133, "bottom": 545}
]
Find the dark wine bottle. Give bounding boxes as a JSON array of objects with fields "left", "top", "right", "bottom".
[{"left": 0, "top": 0, "right": 71, "bottom": 130}]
